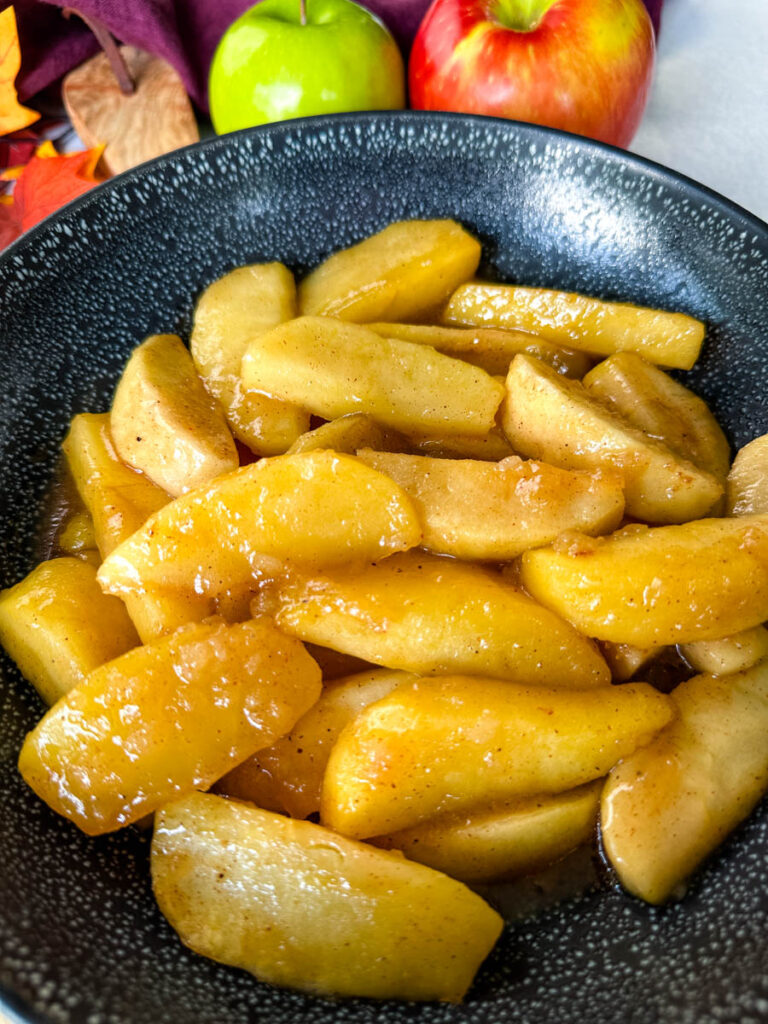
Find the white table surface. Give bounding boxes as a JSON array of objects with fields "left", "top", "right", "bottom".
[{"left": 631, "top": 0, "right": 768, "bottom": 223}]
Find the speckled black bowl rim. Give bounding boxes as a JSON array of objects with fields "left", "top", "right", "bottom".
[
  {"left": 3, "top": 110, "right": 767, "bottom": 267},
  {"left": 2, "top": 110, "right": 768, "bottom": 1024}
]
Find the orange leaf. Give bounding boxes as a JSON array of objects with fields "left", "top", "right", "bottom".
[
  {"left": 13, "top": 143, "right": 105, "bottom": 232},
  {"left": 0, "top": 6, "right": 40, "bottom": 135}
]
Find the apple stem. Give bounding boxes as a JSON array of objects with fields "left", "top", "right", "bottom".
[
  {"left": 63, "top": 8, "right": 135, "bottom": 95},
  {"left": 299, "top": 0, "right": 307, "bottom": 25}
]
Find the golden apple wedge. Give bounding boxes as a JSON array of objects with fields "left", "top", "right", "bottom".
[
  {"left": 62, "top": 412, "right": 214, "bottom": 641},
  {"left": 405, "top": 428, "right": 514, "bottom": 461},
  {"left": 286, "top": 413, "right": 405, "bottom": 456},
  {"left": 601, "top": 660, "right": 768, "bottom": 904},
  {"left": 374, "top": 782, "right": 601, "bottom": 882},
  {"left": 680, "top": 626, "right": 768, "bottom": 677},
  {"left": 298, "top": 219, "right": 481, "bottom": 323},
  {"left": 520, "top": 516, "right": 768, "bottom": 646},
  {"left": 62, "top": 412, "right": 170, "bottom": 557},
  {"left": 727, "top": 434, "right": 768, "bottom": 514},
  {"left": 152, "top": 793, "right": 502, "bottom": 1002},
  {"left": 217, "top": 668, "right": 418, "bottom": 818},
  {"left": 241, "top": 316, "right": 505, "bottom": 437},
  {"left": 321, "top": 675, "right": 672, "bottom": 838},
  {"left": 443, "top": 282, "right": 705, "bottom": 369},
  {"left": 502, "top": 354, "right": 722, "bottom": 523},
  {"left": 97, "top": 451, "right": 421, "bottom": 600},
  {"left": 110, "top": 334, "right": 238, "bottom": 496},
  {"left": 584, "top": 351, "right": 730, "bottom": 482},
  {"left": 190, "top": 263, "right": 309, "bottom": 455},
  {"left": 270, "top": 550, "right": 610, "bottom": 688},
  {"left": 365, "top": 321, "right": 592, "bottom": 378},
  {"left": 18, "top": 618, "right": 321, "bottom": 834},
  {"left": 356, "top": 450, "right": 624, "bottom": 560},
  {"left": 0, "top": 558, "right": 138, "bottom": 706}
]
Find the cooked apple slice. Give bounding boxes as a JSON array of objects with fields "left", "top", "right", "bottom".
[
  {"left": 111, "top": 333, "right": 238, "bottom": 496},
  {"left": 680, "top": 626, "right": 768, "bottom": 676},
  {"left": 18, "top": 618, "right": 321, "bottom": 835},
  {"left": 152, "top": 793, "right": 502, "bottom": 1002},
  {"left": 443, "top": 282, "right": 705, "bottom": 369},
  {"left": 270, "top": 550, "right": 610, "bottom": 688},
  {"left": 126, "top": 588, "right": 216, "bottom": 644},
  {"left": 356, "top": 450, "right": 624, "bottom": 560},
  {"left": 217, "top": 668, "right": 418, "bottom": 818},
  {"left": 727, "top": 434, "right": 768, "bottom": 514},
  {"left": 62, "top": 413, "right": 170, "bottom": 556},
  {"left": 190, "top": 263, "right": 309, "bottom": 455},
  {"left": 241, "top": 316, "right": 504, "bottom": 437},
  {"left": 62, "top": 413, "right": 214, "bottom": 641},
  {"left": 321, "top": 676, "right": 672, "bottom": 838},
  {"left": 583, "top": 352, "right": 730, "bottom": 481},
  {"left": 502, "top": 354, "right": 722, "bottom": 523},
  {"left": 298, "top": 219, "right": 481, "bottom": 323},
  {"left": 286, "top": 413, "right": 405, "bottom": 456},
  {"left": 406, "top": 428, "right": 514, "bottom": 461},
  {"left": 98, "top": 451, "right": 421, "bottom": 600},
  {"left": 57, "top": 511, "right": 97, "bottom": 556},
  {"left": 374, "top": 782, "right": 601, "bottom": 882},
  {"left": 365, "top": 321, "right": 592, "bottom": 378},
  {"left": 601, "top": 660, "right": 768, "bottom": 904},
  {"left": 520, "top": 516, "right": 768, "bottom": 646},
  {"left": 0, "top": 558, "right": 138, "bottom": 706}
]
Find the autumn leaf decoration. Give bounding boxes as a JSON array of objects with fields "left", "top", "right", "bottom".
[
  {"left": 0, "top": 6, "right": 39, "bottom": 135},
  {"left": 0, "top": 141, "right": 105, "bottom": 249}
]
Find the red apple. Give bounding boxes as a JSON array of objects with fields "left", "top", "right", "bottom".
[{"left": 409, "top": 0, "right": 655, "bottom": 148}]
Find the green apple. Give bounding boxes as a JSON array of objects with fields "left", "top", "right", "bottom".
[{"left": 209, "top": 0, "right": 406, "bottom": 133}]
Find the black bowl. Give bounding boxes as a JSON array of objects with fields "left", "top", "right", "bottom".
[{"left": 2, "top": 112, "right": 768, "bottom": 1024}]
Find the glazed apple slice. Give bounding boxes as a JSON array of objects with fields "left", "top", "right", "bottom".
[
  {"left": 18, "top": 618, "right": 321, "bottom": 834},
  {"left": 365, "top": 321, "right": 592, "bottom": 378},
  {"left": 405, "top": 428, "right": 514, "bottom": 461},
  {"left": 355, "top": 450, "right": 624, "bottom": 560},
  {"left": 321, "top": 675, "right": 672, "bottom": 838},
  {"left": 727, "top": 433, "right": 768, "bottom": 514},
  {"left": 111, "top": 333, "right": 238, "bottom": 496},
  {"left": 217, "top": 668, "right": 418, "bottom": 818},
  {"left": 502, "top": 354, "right": 722, "bottom": 523},
  {"left": 152, "top": 793, "right": 502, "bottom": 1002},
  {"left": 62, "top": 412, "right": 170, "bottom": 556},
  {"left": 62, "top": 412, "right": 214, "bottom": 642},
  {"left": 520, "top": 515, "right": 768, "bottom": 647},
  {"left": 97, "top": 451, "right": 421, "bottom": 600},
  {"left": 286, "top": 413, "right": 405, "bottom": 456},
  {"left": 0, "top": 558, "right": 138, "bottom": 706},
  {"left": 373, "top": 782, "right": 602, "bottom": 883},
  {"left": 680, "top": 626, "right": 768, "bottom": 676},
  {"left": 601, "top": 660, "right": 768, "bottom": 904},
  {"left": 298, "top": 219, "right": 481, "bottom": 323},
  {"left": 241, "top": 316, "right": 505, "bottom": 437},
  {"left": 443, "top": 282, "right": 705, "bottom": 369},
  {"left": 583, "top": 351, "right": 730, "bottom": 482},
  {"left": 270, "top": 549, "right": 610, "bottom": 689},
  {"left": 190, "top": 263, "right": 309, "bottom": 455}
]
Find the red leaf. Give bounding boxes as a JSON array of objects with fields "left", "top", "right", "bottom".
[
  {"left": 0, "top": 142, "right": 106, "bottom": 250},
  {"left": 11, "top": 141, "right": 105, "bottom": 233},
  {"left": 0, "top": 197, "right": 21, "bottom": 249}
]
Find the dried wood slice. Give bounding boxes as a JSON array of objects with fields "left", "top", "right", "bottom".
[{"left": 63, "top": 46, "right": 199, "bottom": 175}]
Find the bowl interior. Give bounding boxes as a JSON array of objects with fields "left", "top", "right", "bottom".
[{"left": 2, "top": 112, "right": 768, "bottom": 1024}]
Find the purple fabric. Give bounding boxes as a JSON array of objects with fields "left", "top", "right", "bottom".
[{"left": 8, "top": 0, "right": 664, "bottom": 114}]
